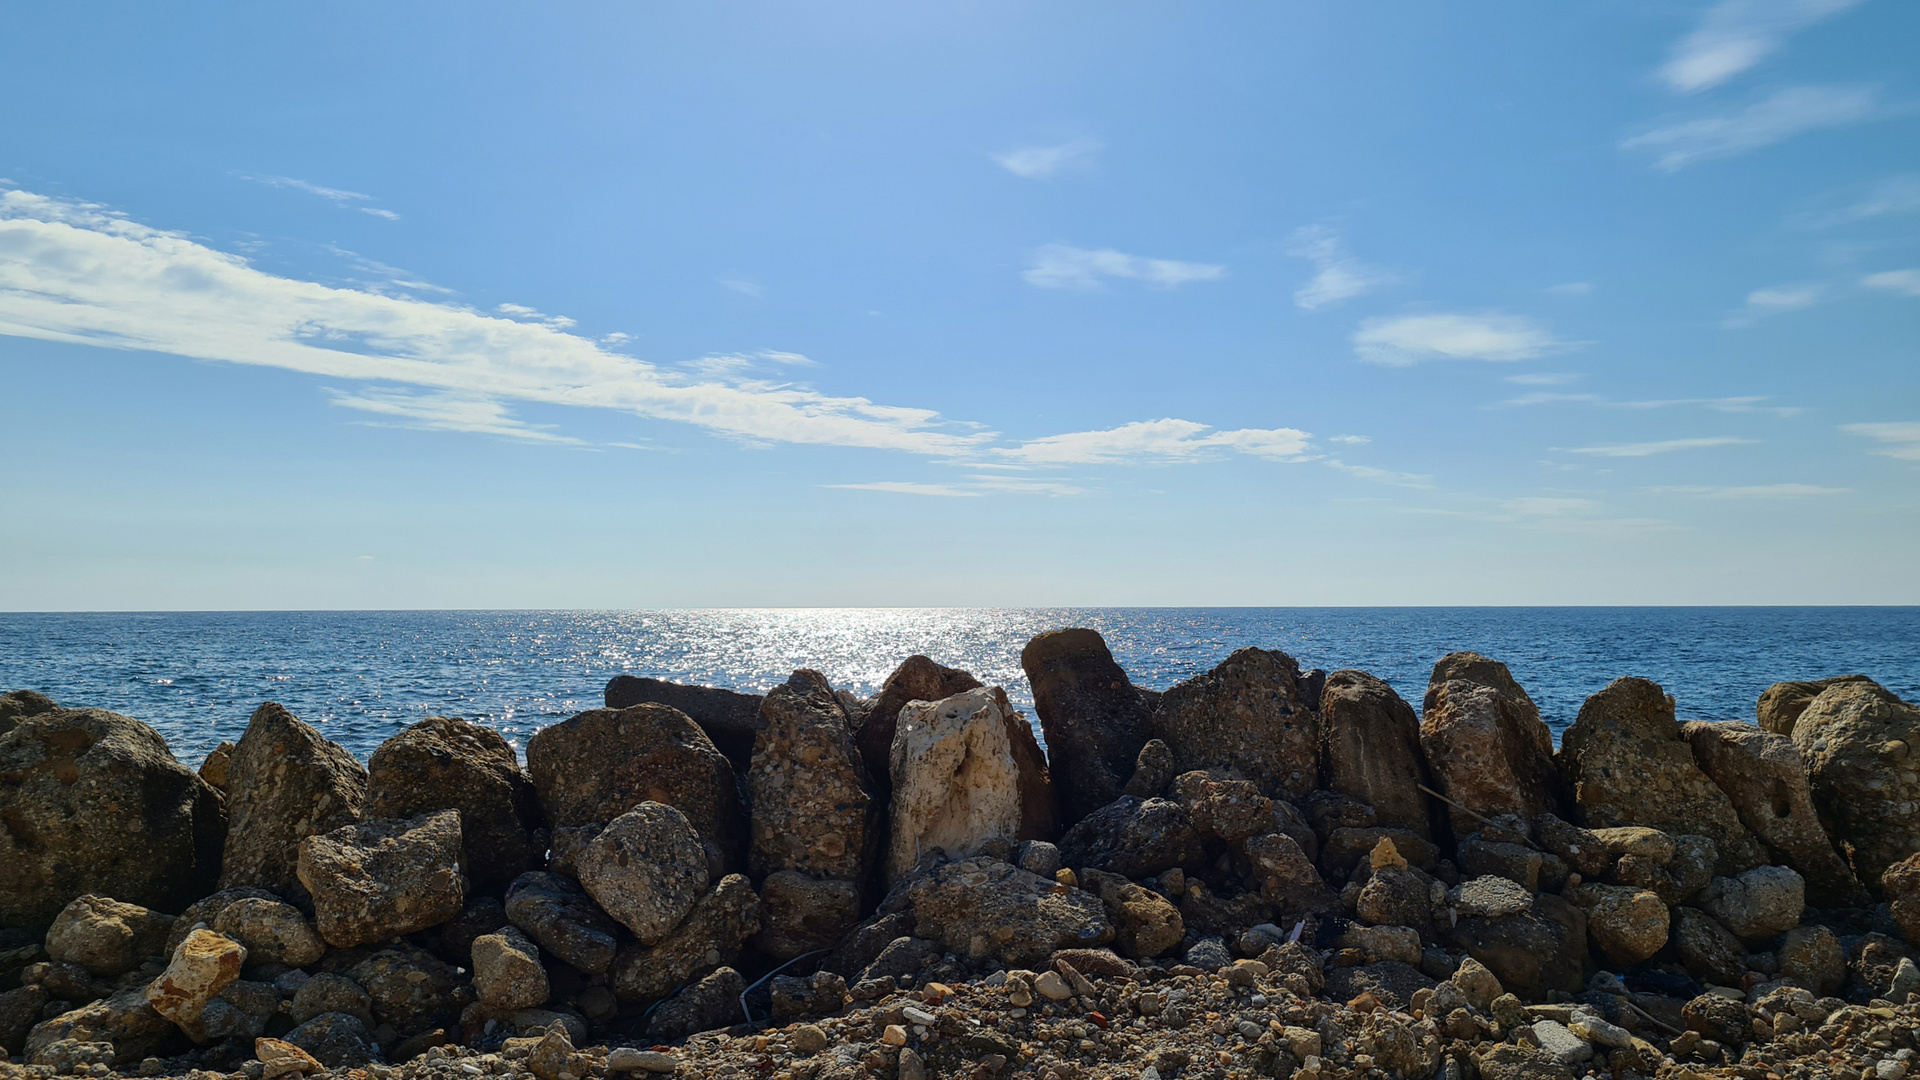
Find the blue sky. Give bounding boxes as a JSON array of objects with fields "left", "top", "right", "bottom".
[{"left": 0, "top": 2, "right": 1915, "bottom": 609}]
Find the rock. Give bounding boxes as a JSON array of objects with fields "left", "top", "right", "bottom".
[
  {"left": 1016, "top": 840, "right": 1062, "bottom": 878},
  {"left": 1564, "top": 883, "right": 1668, "bottom": 967},
  {"left": 1557, "top": 677, "right": 1767, "bottom": 876},
  {"left": 297, "top": 810, "right": 465, "bottom": 948},
  {"left": 1451, "top": 956, "right": 1504, "bottom": 1011},
  {"left": 610, "top": 874, "right": 761, "bottom": 1003},
  {"left": 1246, "top": 832, "right": 1336, "bottom": 912},
  {"left": 221, "top": 702, "right": 367, "bottom": 904},
  {"left": 604, "top": 674, "right": 766, "bottom": 771},
  {"left": 255, "top": 1036, "right": 324, "bottom": 1078},
  {"left": 472, "top": 926, "right": 548, "bottom": 1010},
  {"left": 1079, "top": 869, "right": 1184, "bottom": 959},
  {"left": 1337, "top": 924, "right": 1422, "bottom": 966},
  {"left": 611, "top": 1047, "right": 683, "bottom": 1073},
  {"left": 1421, "top": 656, "right": 1564, "bottom": 833},
  {"left": 1446, "top": 892, "right": 1588, "bottom": 999},
  {"left": 1474, "top": 1042, "right": 1573, "bottom": 1080},
  {"left": 748, "top": 671, "right": 877, "bottom": 882},
  {"left": 193, "top": 978, "right": 276, "bottom": 1044},
  {"left": 1779, "top": 925, "right": 1846, "bottom": 996},
  {"left": 146, "top": 928, "right": 247, "bottom": 1026},
  {"left": 1322, "top": 827, "right": 1438, "bottom": 878},
  {"left": 1356, "top": 866, "right": 1434, "bottom": 931},
  {"left": 899, "top": 1047, "right": 928, "bottom": 1080},
  {"left": 290, "top": 974, "right": 374, "bottom": 1028},
  {"left": 1682, "top": 719, "right": 1862, "bottom": 906},
  {"left": 349, "top": 946, "right": 462, "bottom": 1036},
  {"left": 1457, "top": 838, "right": 1541, "bottom": 892},
  {"left": 1699, "top": 865, "right": 1805, "bottom": 940},
  {"left": 1123, "top": 738, "right": 1176, "bottom": 798},
  {"left": 1151, "top": 647, "right": 1319, "bottom": 802},
  {"left": 285, "top": 1011, "right": 376, "bottom": 1069},
  {"left": 1757, "top": 675, "right": 1876, "bottom": 736},
  {"left": 1450, "top": 876, "right": 1533, "bottom": 918},
  {"left": 574, "top": 802, "right": 709, "bottom": 943},
  {"left": 1171, "top": 772, "right": 1275, "bottom": 845},
  {"left": 857, "top": 655, "right": 985, "bottom": 790},
  {"left": 162, "top": 886, "right": 278, "bottom": 954},
  {"left": 755, "top": 871, "right": 861, "bottom": 960},
  {"left": 366, "top": 715, "right": 545, "bottom": 894},
  {"left": 0, "top": 984, "right": 49, "bottom": 1053},
  {"left": 1178, "top": 879, "right": 1274, "bottom": 938},
  {"left": 1020, "top": 628, "right": 1158, "bottom": 825},
  {"left": 1058, "top": 796, "right": 1202, "bottom": 879},
  {"left": 1321, "top": 670, "right": 1436, "bottom": 837},
  {"left": 211, "top": 897, "right": 325, "bottom": 968},
  {"left": 1791, "top": 678, "right": 1920, "bottom": 886},
  {"left": 25, "top": 986, "right": 175, "bottom": 1066},
  {"left": 1530, "top": 1019, "right": 1593, "bottom": 1065},
  {"left": 821, "top": 910, "right": 916, "bottom": 978},
  {"left": 437, "top": 896, "right": 510, "bottom": 964},
  {"left": 1323, "top": 961, "right": 1436, "bottom": 1010},
  {"left": 0, "top": 688, "right": 58, "bottom": 735},
  {"left": 645, "top": 965, "right": 745, "bottom": 1041},
  {"left": 1887, "top": 853, "right": 1920, "bottom": 945},
  {"left": 1670, "top": 907, "right": 1748, "bottom": 987},
  {"left": 1681, "top": 992, "right": 1750, "bottom": 1044},
  {"left": 858, "top": 936, "right": 941, "bottom": 983},
  {"left": 506, "top": 872, "right": 622, "bottom": 976},
  {"left": 46, "top": 895, "right": 176, "bottom": 977},
  {"left": 887, "top": 687, "right": 1043, "bottom": 883},
  {"left": 199, "top": 741, "right": 235, "bottom": 791},
  {"left": 1536, "top": 815, "right": 1613, "bottom": 879},
  {"left": 906, "top": 857, "right": 1112, "bottom": 969},
  {"left": 1183, "top": 937, "right": 1233, "bottom": 971},
  {"left": 0, "top": 708, "right": 226, "bottom": 927}
]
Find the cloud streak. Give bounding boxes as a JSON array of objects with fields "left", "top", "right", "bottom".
[
  {"left": 241, "top": 174, "right": 401, "bottom": 220},
  {"left": 1862, "top": 269, "right": 1920, "bottom": 296},
  {"left": 1353, "top": 313, "right": 1563, "bottom": 366},
  {"left": 1288, "top": 226, "right": 1392, "bottom": 311},
  {"left": 1661, "top": 0, "right": 1865, "bottom": 93},
  {"left": 1842, "top": 422, "right": 1920, "bottom": 461},
  {"left": 1622, "top": 85, "right": 1881, "bottom": 171},
  {"left": 996, "top": 418, "right": 1310, "bottom": 466},
  {"left": 992, "top": 138, "right": 1101, "bottom": 179},
  {"left": 1023, "top": 245, "right": 1225, "bottom": 290},
  {"left": 1565, "top": 436, "right": 1758, "bottom": 457},
  {"left": 1649, "top": 483, "right": 1850, "bottom": 497}
]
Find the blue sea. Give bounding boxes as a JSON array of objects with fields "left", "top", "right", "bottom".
[{"left": 1, "top": 608, "right": 1915, "bottom": 769}]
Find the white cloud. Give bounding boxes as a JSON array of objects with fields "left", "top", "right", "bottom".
[
  {"left": 1799, "top": 175, "right": 1920, "bottom": 228},
  {"left": 719, "top": 277, "right": 762, "bottom": 298},
  {"left": 1622, "top": 85, "right": 1880, "bottom": 171},
  {"left": 1023, "top": 245, "right": 1225, "bottom": 290},
  {"left": 1565, "top": 436, "right": 1758, "bottom": 457},
  {"left": 360, "top": 208, "right": 401, "bottom": 221},
  {"left": 825, "top": 481, "right": 982, "bottom": 498},
  {"left": 1862, "top": 269, "right": 1920, "bottom": 296},
  {"left": 996, "top": 418, "right": 1310, "bottom": 466},
  {"left": 1661, "top": 0, "right": 1864, "bottom": 93},
  {"left": 1842, "top": 421, "right": 1920, "bottom": 461},
  {"left": 1325, "top": 459, "right": 1433, "bottom": 489},
  {"left": 1493, "top": 392, "right": 1607, "bottom": 408},
  {"left": 1288, "top": 226, "right": 1392, "bottom": 311},
  {"left": 240, "top": 174, "right": 400, "bottom": 219},
  {"left": 827, "top": 474, "right": 1089, "bottom": 498},
  {"left": 1544, "top": 282, "right": 1593, "bottom": 296},
  {"left": 1648, "top": 483, "right": 1850, "bottom": 497},
  {"left": 1725, "top": 282, "right": 1826, "bottom": 326},
  {"left": 1329, "top": 434, "right": 1372, "bottom": 445},
  {"left": 1611, "top": 395, "right": 1802, "bottom": 416},
  {"left": 326, "top": 387, "right": 583, "bottom": 444},
  {"left": 992, "top": 138, "right": 1102, "bottom": 179},
  {"left": 1352, "top": 313, "right": 1562, "bottom": 366}
]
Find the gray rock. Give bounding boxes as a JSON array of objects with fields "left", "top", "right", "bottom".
[
  {"left": 285, "top": 1011, "right": 377, "bottom": 1069},
  {"left": 297, "top": 810, "right": 466, "bottom": 948},
  {"left": 575, "top": 802, "right": 710, "bottom": 944},
  {"left": 45, "top": 895, "right": 176, "bottom": 977},
  {"left": 349, "top": 945, "right": 462, "bottom": 1037},
  {"left": 754, "top": 871, "right": 861, "bottom": 961},
  {"left": 506, "top": 872, "right": 622, "bottom": 976},
  {"left": 610, "top": 874, "right": 761, "bottom": 1003},
  {"left": 1322, "top": 961, "right": 1437, "bottom": 1010},
  {"left": 855, "top": 655, "right": 984, "bottom": 796},
  {"left": 1016, "top": 841, "right": 1062, "bottom": 878},
  {"left": 210, "top": 897, "right": 324, "bottom": 967},
  {"left": 645, "top": 965, "right": 746, "bottom": 1042},
  {"left": 1700, "top": 866, "right": 1805, "bottom": 941},
  {"left": 1529, "top": 1020, "right": 1593, "bottom": 1065},
  {"left": 1671, "top": 906, "right": 1748, "bottom": 987},
  {"left": 1183, "top": 937, "right": 1232, "bottom": 971},
  {"left": 906, "top": 857, "right": 1112, "bottom": 969},
  {"left": 23, "top": 986, "right": 175, "bottom": 1067},
  {"left": 290, "top": 973, "right": 375, "bottom": 1028},
  {"left": 1151, "top": 647, "right": 1319, "bottom": 802},
  {"left": 367, "top": 715, "right": 545, "bottom": 894},
  {"left": 604, "top": 674, "right": 766, "bottom": 772},
  {"left": 1450, "top": 876, "right": 1533, "bottom": 919},
  {"left": 1058, "top": 796, "right": 1202, "bottom": 879},
  {"left": 221, "top": 702, "right": 367, "bottom": 904}
]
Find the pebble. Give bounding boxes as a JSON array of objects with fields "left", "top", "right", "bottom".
[
  {"left": 901, "top": 1005, "right": 937, "bottom": 1025},
  {"left": 606, "top": 1048, "right": 679, "bottom": 1073},
  {"left": 1034, "top": 970, "right": 1074, "bottom": 1001},
  {"left": 881, "top": 1024, "right": 909, "bottom": 1046}
]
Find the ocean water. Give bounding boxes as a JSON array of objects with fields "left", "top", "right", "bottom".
[{"left": 1, "top": 608, "right": 1915, "bottom": 769}]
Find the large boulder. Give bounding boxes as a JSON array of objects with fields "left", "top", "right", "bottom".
[
  {"left": 1789, "top": 678, "right": 1920, "bottom": 886},
  {"left": 574, "top": 802, "right": 709, "bottom": 944},
  {"left": 471, "top": 926, "right": 548, "bottom": 1010},
  {"left": 857, "top": 655, "right": 983, "bottom": 795},
  {"left": 610, "top": 874, "right": 761, "bottom": 1003},
  {"left": 1883, "top": 853, "right": 1920, "bottom": 946},
  {"left": 1670, "top": 906, "right": 1747, "bottom": 986},
  {"left": 603, "top": 675, "right": 765, "bottom": 772},
  {"left": 24, "top": 986, "right": 175, "bottom": 1066},
  {"left": 1058, "top": 796, "right": 1203, "bottom": 879},
  {"left": 1078, "top": 869, "right": 1184, "bottom": 959},
  {"left": 0, "top": 708, "right": 226, "bottom": 928},
  {"left": 1757, "top": 675, "right": 1877, "bottom": 736},
  {"left": 906, "top": 857, "right": 1113, "bottom": 969},
  {"left": 1020, "top": 629, "right": 1158, "bottom": 825},
  {"left": 367, "top": 716, "right": 544, "bottom": 894},
  {"left": 221, "top": 702, "right": 367, "bottom": 903},
  {"left": 1556, "top": 678, "right": 1766, "bottom": 876},
  {"left": 1445, "top": 892, "right": 1589, "bottom": 1000},
  {"left": 1563, "top": 882, "right": 1667, "bottom": 968},
  {"left": 46, "top": 896, "right": 176, "bottom": 977},
  {"left": 526, "top": 703, "right": 743, "bottom": 864},
  {"left": 1320, "top": 670, "right": 1436, "bottom": 838},
  {"left": 504, "top": 872, "right": 621, "bottom": 976},
  {"left": 886, "top": 687, "right": 1047, "bottom": 883},
  {"left": 753, "top": 871, "right": 861, "bottom": 960},
  {"left": 1699, "top": 865, "right": 1804, "bottom": 941},
  {"left": 1682, "top": 720, "right": 1862, "bottom": 906},
  {"left": 296, "top": 810, "right": 465, "bottom": 948},
  {"left": 1150, "top": 647, "right": 1319, "bottom": 802},
  {"left": 1421, "top": 653, "right": 1564, "bottom": 833},
  {"left": 748, "top": 671, "right": 876, "bottom": 883},
  {"left": 146, "top": 928, "right": 247, "bottom": 1027},
  {"left": 0, "top": 688, "right": 58, "bottom": 736},
  {"left": 210, "top": 897, "right": 325, "bottom": 968},
  {"left": 349, "top": 946, "right": 462, "bottom": 1037}
]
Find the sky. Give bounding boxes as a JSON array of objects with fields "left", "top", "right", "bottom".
[{"left": 0, "top": 2, "right": 1915, "bottom": 609}]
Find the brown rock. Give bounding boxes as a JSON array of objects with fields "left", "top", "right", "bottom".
[
  {"left": 753, "top": 871, "right": 861, "bottom": 960},
  {"left": 611, "top": 874, "right": 761, "bottom": 1003},
  {"left": 1422, "top": 653, "right": 1564, "bottom": 833},
  {"left": 1779, "top": 924, "right": 1845, "bottom": 996},
  {"left": 146, "top": 928, "right": 247, "bottom": 1026},
  {"left": 256, "top": 1036, "right": 324, "bottom": 1078},
  {"left": 1790, "top": 678, "right": 1920, "bottom": 886},
  {"left": 1058, "top": 796, "right": 1203, "bottom": 879},
  {"left": 1756, "top": 675, "right": 1876, "bottom": 736},
  {"left": 24, "top": 986, "right": 174, "bottom": 1066},
  {"left": 46, "top": 895, "right": 176, "bottom": 977},
  {"left": 296, "top": 810, "right": 465, "bottom": 948},
  {"left": 1671, "top": 906, "right": 1748, "bottom": 987},
  {"left": 163, "top": 887, "right": 279, "bottom": 955},
  {"left": 1171, "top": 772, "right": 1274, "bottom": 845},
  {"left": 1681, "top": 719, "right": 1861, "bottom": 906},
  {"left": 367, "top": 715, "right": 545, "bottom": 894},
  {"left": 1445, "top": 892, "right": 1589, "bottom": 1000},
  {"left": 221, "top": 702, "right": 367, "bottom": 903},
  {"left": 858, "top": 655, "right": 984, "bottom": 794},
  {"left": 1321, "top": 670, "right": 1436, "bottom": 838},
  {"left": 471, "top": 926, "right": 549, "bottom": 1011},
  {"left": 604, "top": 675, "right": 765, "bottom": 771},
  {"left": 1564, "top": 882, "right": 1668, "bottom": 967},
  {"left": 1151, "top": 647, "right": 1319, "bottom": 802},
  {"left": 505, "top": 872, "right": 621, "bottom": 976},
  {"left": 198, "top": 741, "right": 235, "bottom": 791},
  {"left": 1078, "top": 869, "right": 1184, "bottom": 959},
  {"left": 1021, "top": 628, "right": 1158, "bottom": 825},
  {"left": 907, "top": 857, "right": 1113, "bottom": 968},
  {"left": 748, "top": 670, "right": 876, "bottom": 883},
  {"left": 1246, "top": 832, "right": 1336, "bottom": 913},
  {"left": 1885, "top": 852, "right": 1920, "bottom": 945},
  {"left": 0, "top": 688, "right": 58, "bottom": 736}
]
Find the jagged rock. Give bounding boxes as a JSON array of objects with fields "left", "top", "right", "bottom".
[
  {"left": 857, "top": 655, "right": 984, "bottom": 793},
  {"left": 822, "top": 911, "right": 916, "bottom": 978},
  {"left": 906, "top": 857, "right": 1112, "bottom": 968},
  {"left": 199, "top": 741, "right": 235, "bottom": 791},
  {"left": 437, "top": 896, "right": 509, "bottom": 965},
  {"left": 162, "top": 887, "right": 277, "bottom": 955},
  {"left": 1700, "top": 865, "right": 1805, "bottom": 940},
  {"left": 1151, "top": 647, "right": 1319, "bottom": 802},
  {"left": 1020, "top": 628, "right": 1157, "bottom": 824},
  {"left": 367, "top": 716, "right": 545, "bottom": 894},
  {"left": 256, "top": 1036, "right": 324, "bottom": 1078},
  {"left": 1338, "top": 924, "right": 1422, "bottom": 966},
  {"left": 1790, "top": 678, "right": 1920, "bottom": 886},
  {"left": 297, "top": 810, "right": 465, "bottom": 948},
  {"left": 886, "top": 688, "right": 1039, "bottom": 883},
  {"left": 290, "top": 973, "right": 374, "bottom": 1028},
  {"left": 1445, "top": 892, "right": 1588, "bottom": 1000},
  {"left": 1184, "top": 937, "right": 1233, "bottom": 971},
  {"left": 45, "top": 896, "right": 175, "bottom": 977},
  {"left": 646, "top": 965, "right": 746, "bottom": 1041},
  {"left": 1670, "top": 906, "right": 1747, "bottom": 986},
  {"left": 603, "top": 674, "right": 765, "bottom": 771},
  {"left": 1078, "top": 869, "right": 1184, "bottom": 959},
  {"left": 1535, "top": 815, "right": 1611, "bottom": 879},
  {"left": 1321, "top": 670, "right": 1436, "bottom": 837},
  {"left": 1178, "top": 880, "right": 1274, "bottom": 939},
  {"left": 285, "top": 1011, "right": 376, "bottom": 1069},
  {"left": 1681, "top": 992, "right": 1750, "bottom": 1044},
  {"left": 610, "top": 874, "right": 761, "bottom": 1003},
  {"left": 1172, "top": 772, "right": 1274, "bottom": 845},
  {"left": 1450, "top": 876, "right": 1533, "bottom": 919},
  {"left": 24, "top": 986, "right": 174, "bottom": 1066},
  {"left": 506, "top": 872, "right": 621, "bottom": 976},
  {"left": 1058, "top": 796, "right": 1202, "bottom": 879},
  {"left": 1473, "top": 1043, "right": 1575, "bottom": 1080},
  {"left": 221, "top": 703, "right": 366, "bottom": 904},
  {"left": 1322, "top": 828, "right": 1438, "bottom": 878},
  {"left": 0, "top": 984, "right": 49, "bottom": 1053},
  {"left": 528, "top": 1021, "right": 594, "bottom": 1080},
  {"left": 1682, "top": 720, "right": 1861, "bottom": 906},
  {"left": 1885, "top": 853, "right": 1920, "bottom": 945},
  {"left": 1779, "top": 924, "right": 1846, "bottom": 995},
  {"left": 350, "top": 945, "right": 463, "bottom": 1036},
  {"left": 1564, "top": 882, "right": 1667, "bottom": 967},
  {"left": 1246, "top": 832, "right": 1336, "bottom": 912},
  {"left": 1757, "top": 675, "right": 1877, "bottom": 736},
  {"left": 575, "top": 802, "right": 709, "bottom": 944},
  {"left": 1123, "top": 738, "right": 1175, "bottom": 798},
  {"left": 755, "top": 871, "right": 861, "bottom": 960},
  {"left": 526, "top": 703, "right": 743, "bottom": 864},
  {"left": 1324, "top": 961, "right": 1436, "bottom": 1010},
  {"left": 0, "top": 688, "right": 58, "bottom": 735},
  {"left": 748, "top": 671, "right": 876, "bottom": 882},
  {"left": 858, "top": 937, "right": 941, "bottom": 983},
  {"left": 1557, "top": 677, "right": 1766, "bottom": 876},
  {"left": 0, "top": 708, "right": 225, "bottom": 927},
  {"left": 1356, "top": 864, "right": 1433, "bottom": 931},
  {"left": 146, "top": 929, "right": 247, "bottom": 1025},
  {"left": 1451, "top": 956, "right": 1504, "bottom": 1011},
  {"left": 211, "top": 897, "right": 324, "bottom": 968},
  {"left": 472, "top": 926, "right": 548, "bottom": 1010},
  {"left": 1422, "top": 654, "right": 1563, "bottom": 833}
]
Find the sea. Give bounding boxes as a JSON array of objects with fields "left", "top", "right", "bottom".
[{"left": 1, "top": 608, "right": 1915, "bottom": 769}]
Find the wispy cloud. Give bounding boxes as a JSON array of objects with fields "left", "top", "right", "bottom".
[
  {"left": 1613, "top": 395, "right": 1802, "bottom": 416},
  {"left": 326, "top": 388, "right": 582, "bottom": 444},
  {"left": 1623, "top": 85, "right": 1881, "bottom": 171},
  {"left": 1324, "top": 459, "right": 1433, "bottom": 489},
  {"left": 1842, "top": 421, "right": 1920, "bottom": 461},
  {"left": 1725, "top": 282, "right": 1825, "bottom": 326},
  {"left": 1023, "top": 245, "right": 1225, "bottom": 290},
  {"left": 1648, "top": 483, "right": 1850, "bottom": 497},
  {"left": 1565, "top": 436, "right": 1758, "bottom": 457},
  {"left": 240, "top": 174, "right": 401, "bottom": 220},
  {"left": 718, "top": 277, "right": 762, "bottom": 298},
  {"left": 1862, "top": 269, "right": 1920, "bottom": 296},
  {"left": 996, "top": 418, "right": 1310, "bottom": 466},
  {"left": 1352, "top": 312, "right": 1563, "bottom": 366},
  {"left": 1660, "top": 0, "right": 1865, "bottom": 93},
  {"left": 827, "top": 474, "right": 1090, "bottom": 498},
  {"left": 1796, "top": 175, "right": 1920, "bottom": 228},
  {"left": 1328, "top": 434, "right": 1372, "bottom": 445},
  {"left": 825, "top": 481, "right": 981, "bottom": 498},
  {"left": 1492, "top": 392, "right": 1606, "bottom": 408},
  {"left": 991, "top": 138, "right": 1102, "bottom": 179},
  {"left": 1506, "top": 372, "right": 1583, "bottom": 386},
  {"left": 1287, "top": 226, "right": 1392, "bottom": 311},
  {"left": 1503, "top": 496, "right": 1600, "bottom": 517}
]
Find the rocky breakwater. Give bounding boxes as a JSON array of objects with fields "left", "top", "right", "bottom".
[{"left": 2, "top": 643, "right": 1920, "bottom": 1080}]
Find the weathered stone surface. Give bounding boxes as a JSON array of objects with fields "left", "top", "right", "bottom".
[
  {"left": 646, "top": 965, "right": 746, "bottom": 1042},
  {"left": 526, "top": 702, "right": 743, "bottom": 864},
  {"left": 367, "top": 715, "right": 544, "bottom": 894},
  {"left": 1058, "top": 796, "right": 1202, "bottom": 879},
  {"left": 0, "top": 984, "right": 49, "bottom": 1054},
  {"left": 1557, "top": 677, "right": 1766, "bottom": 876},
  {"left": 350, "top": 945, "right": 462, "bottom": 1036},
  {"left": 1564, "top": 882, "right": 1667, "bottom": 967},
  {"left": 211, "top": 897, "right": 324, "bottom": 968},
  {"left": 1323, "top": 961, "right": 1436, "bottom": 1010},
  {"left": 1356, "top": 864, "right": 1434, "bottom": 931},
  {"left": 1757, "top": 675, "right": 1876, "bottom": 736},
  {"left": 472, "top": 926, "right": 548, "bottom": 1010},
  {"left": 24, "top": 986, "right": 174, "bottom": 1066},
  {"left": 436, "top": 896, "right": 509, "bottom": 965},
  {"left": 748, "top": 671, "right": 876, "bottom": 883},
  {"left": 1451, "top": 956, "right": 1504, "bottom": 1011},
  {"left": 575, "top": 802, "right": 709, "bottom": 944},
  {"left": 604, "top": 674, "right": 765, "bottom": 771},
  {"left": 1445, "top": 892, "right": 1588, "bottom": 1000},
  {"left": 0, "top": 688, "right": 58, "bottom": 736},
  {"left": 1790, "top": 678, "right": 1920, "bottom": 886},
  {"left": 284, "top": 1011, "right": 376, "bottom": 1069},
  {"left": 1885, "top": 852, "right": 1920, "bottom": 946},
  {"left": 198, "top": 741, "right": 235, "bottom": 791},
  {"left": 1123, "top": 738, "right": 1175, "bottom": 798},
  {"left": 255, "top": 1036, "right": 324, "bottom": 1078},
  {"left": 1670, "top": 906, "right": 1747, "bottom": 986},
  {"left": 1699, "top": 865, "right": 1804, "bottom": 940},
  {"left": 221, "top": 703, "right": 366, "bottom": 904},
  {"left": 1151, "top": 647, "right": 1319, "bottom": 802},
  {"left": 754, "top": 870, "right": 860, "bottom": 960},
  {"left": 1681, "top": 719, "right": 1861, "bottom": 906},
  {"left": 1324, "top": 827, "right": 1438, "bottom": 878},
  {"left": 290, "top": 973, "right": 373, "bottom": 1028},
  {"left": 1079, "top": 869, "right": 1184, "bottom": 959},
  {"left": 0, "top": 708, "right": 225, "bottom": 927},
  {"left": 146, "top": 929, "right": 247, "bottom": 1026},
  {"left": 1536, "top": 815, "right": 1612, "bottom": 879},
  {"left": 505, "top": 872, "right": 621, "bottom": 976},
  {"left": 1021, "top": 628, "right": 1158, "bottom": 825},
  {"left": 1450, "top": 876, "right": 1533, "bottom": 919},
  {"left": 1321, "top": 670, "right": 1435, "bottom": 837},
  {"left": 1338, "top": 924, "right": 1422, "bottom": 966},
  {"left": 297, "top": 810, "right": 465, "bottom": 948},
  {"left": 46, "top": 895, "right": 175, "bottom": 977},
  {"left": 858, "top": 655, "right": 984, "bottom": 794},
  {"left": 610, "top": 874, "right": 761, "bottom": 1003},
  {"left": 1173, "top": 772, "right": 1275, "bottom": 846},
  {"left": 906, "top": 857, "right": 1113, "bottom": 969},
  {"left": 1422, "top": 655, "right": 1563, "bottom": 833},
  {"left": 886, "top": 688, "right": 1031, "bottom": 883},
  {"left": 1779, "top": 924, "right": 1846, "bottom": 995},
  {"left": 160, "top": 887, "right": 274, "bottom": 955}
]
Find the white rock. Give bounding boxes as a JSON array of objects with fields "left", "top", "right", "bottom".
[
  {"left": 1530, "top": 1020, "right": 1594, "bottom": 1065},
  {"left": 607, "top": 1047, "right": 679, "bottom": 1073},
  {"left": 886, "top": 688, "right": 1028, "bottom": 884}
]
